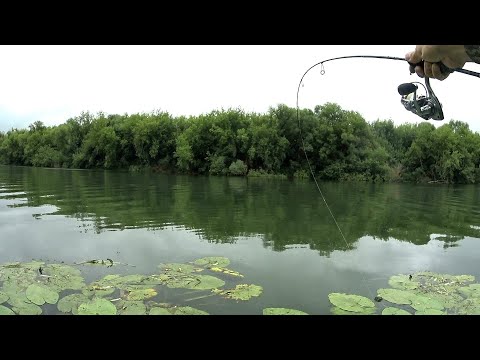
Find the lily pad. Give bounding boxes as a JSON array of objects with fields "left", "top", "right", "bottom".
[
  {"left": 149, "top": 306, "right": 208, "bottom": 315},
  {"left": 263, "top": 308, "right": 308, "bottom": 315},
  {"left": 382, "top": 307, "right": 412, "bottom": 315},
  {"left": 95, "top": 274, "right": 122, "bottom": 285},
  {"left": 149, "top": 307, "right": 171, "bottom": 315},
  {"left": 456, "top": 298, "right": 480, "bottom": 315},
  {"left": 12, "top": 303, "right": 42, "bottom": 315},
  {"left": 165, "top": 274, "right": 225, "bottom": 290},
  {"left": 330, "top": 306, "right": 376, "bottom": 315},
  {"left": 0, "top": 261, "right": 44, "bottom": 281},
  {"left": 1, "top": 271, "right": 37, "bottom": 289},
  {"left": 169, "top": 306, "right": 209, "bottom": 315},
  {"left": 43, "top": 263, "right": 82, "bottom": 276},
  {"left": 110, "top": 274, "right": 150, "bottom": 290},
  {"left": 415, "top": 309, "right": 445, "bottom": 315},
  {"left": 81, "top": 274, "right": 123, "bottom": 296},
  {"left": 421, "top": 292, "right": 464, "bottom": 310},
  {"left": 75, "top": 259, "right": 114, "bottom": 266},
  {"left": 194, "top": 257, "right": 230, "bottom": 268},
  {"left": 57, "top": 294, "right": 90, "bottom": 315},
  {"left": 453, "top": 275, "right": 475, "bottom": 283},
  {"left": 458, "top": 284, "right": 480, "bottom": 299},
  {"left": 0, "top": 292, "right": 9, "bottom": 304},
  {"left": 121, "top": 284, "right": 155, "bottom": 291},
  {"left": 410, "top": 295, "right": 444, "bottom": 312},
  {"left": 78, "top": 297, "right": 117, "bottom": 315},
  {"left": 159, "top": 263, "right": 196, "bottom": 274},
  {"left": 0, "top": 305, "right": 15, "bottom": 315},
  {"left": 41, "top": 263, "right": 85, "bottom": 291},
  {"left": 82, "top": 274, "right": 148, "bottom": 296},
  {"left": 117, "top": 274, "right": 147, "bottom": 284},
  {"left": 415, "top": 272, "right": 474, "bottom": 291},
  {"left": 125, "top": 288, "right": 157, "bottom": 301},
  {"left": 82, "top": 283, "right": 116, "bottom": 297},
  {"left": 212, "top": 284, "right": 263, "bottom": 301},
  {"left": 209, "top": 267, "right": 244, "bottom": 277},
  {"left": 26, "top": 284, "right": 59, "bottom": 305},
  {"left": 117, "top": 301, "right": 147, "bottom": 315},
  {"left": 8, "top": 293, "right": 43, "bottom": 315},
  {"left": 328, "top": 293, "right": 375, "bottom": 313},
  {"left": 6, "top": 290, "right": 30, "bottom": 307},
  {"left": 328, "top": 271, "right": 480, "bottom": 316},
  {"left": 377, "top": 288, "right": 415, "bottom": 305},
  {"left": 388, "top": 275, "right": 419, "bottom": 290},
  {"left": 137, "top": 275, "right": 166, "bottom": 286}
]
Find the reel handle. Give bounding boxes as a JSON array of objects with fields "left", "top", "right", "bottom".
[{"left": 398, "top": 83, "right": 418, "bottom": 96}]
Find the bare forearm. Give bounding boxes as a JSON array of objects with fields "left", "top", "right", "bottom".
[{"left": 465, "top": 45, "right": 480, "bottom": 64}]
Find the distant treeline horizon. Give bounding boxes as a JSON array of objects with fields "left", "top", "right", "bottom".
[{"left": 1, "top": 103, "right": 479, "bottom": 183}]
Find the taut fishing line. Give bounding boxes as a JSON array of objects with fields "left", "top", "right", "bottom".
[{"left": 295, "top": 55, "right": 480, "bottom": 302}]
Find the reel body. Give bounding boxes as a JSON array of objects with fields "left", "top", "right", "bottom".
[{"left": 398, "top": 77, "right": 444, "bottom": 121}]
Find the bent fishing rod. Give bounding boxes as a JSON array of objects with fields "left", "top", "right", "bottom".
[
  {"left": 297, "top": 55, "right": 480, "bottom": 124},
  {"left": 295, "top": 55, "right": 480, "bottom": 300}
]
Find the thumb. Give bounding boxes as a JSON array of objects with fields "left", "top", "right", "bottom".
[{"left": 405, "top": 50, "right": 421, "bottom": 64}]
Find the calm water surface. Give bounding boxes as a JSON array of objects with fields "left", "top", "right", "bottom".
[{"left": 1, "top": 165, "right": 480, "bottom": 314}]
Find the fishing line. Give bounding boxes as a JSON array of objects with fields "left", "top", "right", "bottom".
[{"left": 295, "top": 55, "right": 480, "bottom": 303}]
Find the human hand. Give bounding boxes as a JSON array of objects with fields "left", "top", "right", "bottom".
[{"left": 405, "top": 45, "right": 471, "bottom": 81}]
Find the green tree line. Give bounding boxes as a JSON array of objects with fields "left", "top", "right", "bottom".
[{"left": 1, "top": 103, "right": 480, "bottom": 183}]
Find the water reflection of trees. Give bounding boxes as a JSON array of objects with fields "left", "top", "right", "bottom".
[{"left": 2, "top": 166, "right": 480, "bottom": 255}]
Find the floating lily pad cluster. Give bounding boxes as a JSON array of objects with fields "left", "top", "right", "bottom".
[
  {"left": 0, "top": 261, "right": 73, "bottom": 315},
  {"left": 329, "top": 271, "right": 480, "bottom": 315},
  {"left": 0, "top": 256, "right": 264, "bottom": 315},
  {"left": 8, "top": 258, "right": 477, "bottom": 315}
]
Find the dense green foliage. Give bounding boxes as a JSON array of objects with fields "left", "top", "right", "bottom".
[{"left": 1, "top": 103, "right": 480, "bottom": 183}]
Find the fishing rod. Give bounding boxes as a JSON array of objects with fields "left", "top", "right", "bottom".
[
  {"left": 297, "top": 55, "right": 480, "bottom": 124},
  {"left": 295, "top": 54, "right": 480, "bottom": 303}
]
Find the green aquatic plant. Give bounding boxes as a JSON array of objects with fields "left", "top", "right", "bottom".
[
  {"left": 0, "top": 291, "right": 8, "bottom": 304},
  {"left": 0, "top": 305, "right": 15, "bottom": 315},
  {"left": 57, "top": 294, "right": 90, "bottom": 314},
  {"left": 192, "top": 257, "right": 243, "bottom": 277},
  {"left": 116, "top": 300, "right": 147, "bottom": 315},
  {"left": 328, "top": 293, "right": 376, "bottom": 313},
  {"left": 149, "top": 305, "right": 208, "bottom": 315},
  {"left": 41, "top": 263, "right": 85, "bottom": 291},
  {"left": 193, "top": 257, "right": 230, "bottom": 268},
  {"left": 415, "top": 309, "right": 445, "bottom": 315},
  {"left": 410, "top": 295, "right": 444, "bottom": 312},
  {"left": 330, "top": 306, "right": 376, "bottom": 315},
  {"left": 263, "top": 308, "right": 308, "bottom": 315},
  {"left": 25, "top": 284, "right": 59, "bottom": 305},
  {"left": 125, "top": 288, "right": 157, "bottom": 301},
  {"left": 381, "top": 307, "right": 411, "bottom": 315},
  {"left": 77, "top": 297, "right": 117, "bottom": 315},
  {"left": 330, "top": 271, "right": 479, "bottom": 315},
  {"left": 208, "top": 267, "right": 243, "bottom": 277},
  {"left": 458, "top": 284, "right": 480, "bottom": 298},
  {"left": 164, "top": 274, "right": 225, "bottom": 290},
  {"left": 456, "top": 298, "right": 480, "bottom": 315},
  {"left": 377, "top": 288, "right": 415, "bottom": 305},
  {"left": 159, "top": 263, "right": 198, "bottom": 274},
  {"left": 212, "top": 284, "right": 263, "bottom": 301},
  {"left": 0, "top": 257, "right": 247, "bottom": 315},
  {"left": 388, "top": 275, "right": 419, "bottom": 290}
]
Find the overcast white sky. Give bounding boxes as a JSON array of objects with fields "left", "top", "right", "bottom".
[{"left": 0, "top": 45, "right": 479, "bottom": 133}]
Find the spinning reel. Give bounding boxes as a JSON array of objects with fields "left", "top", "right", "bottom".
[{"left": 398, "top": 77, "right": 444, "bottom": 121}]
